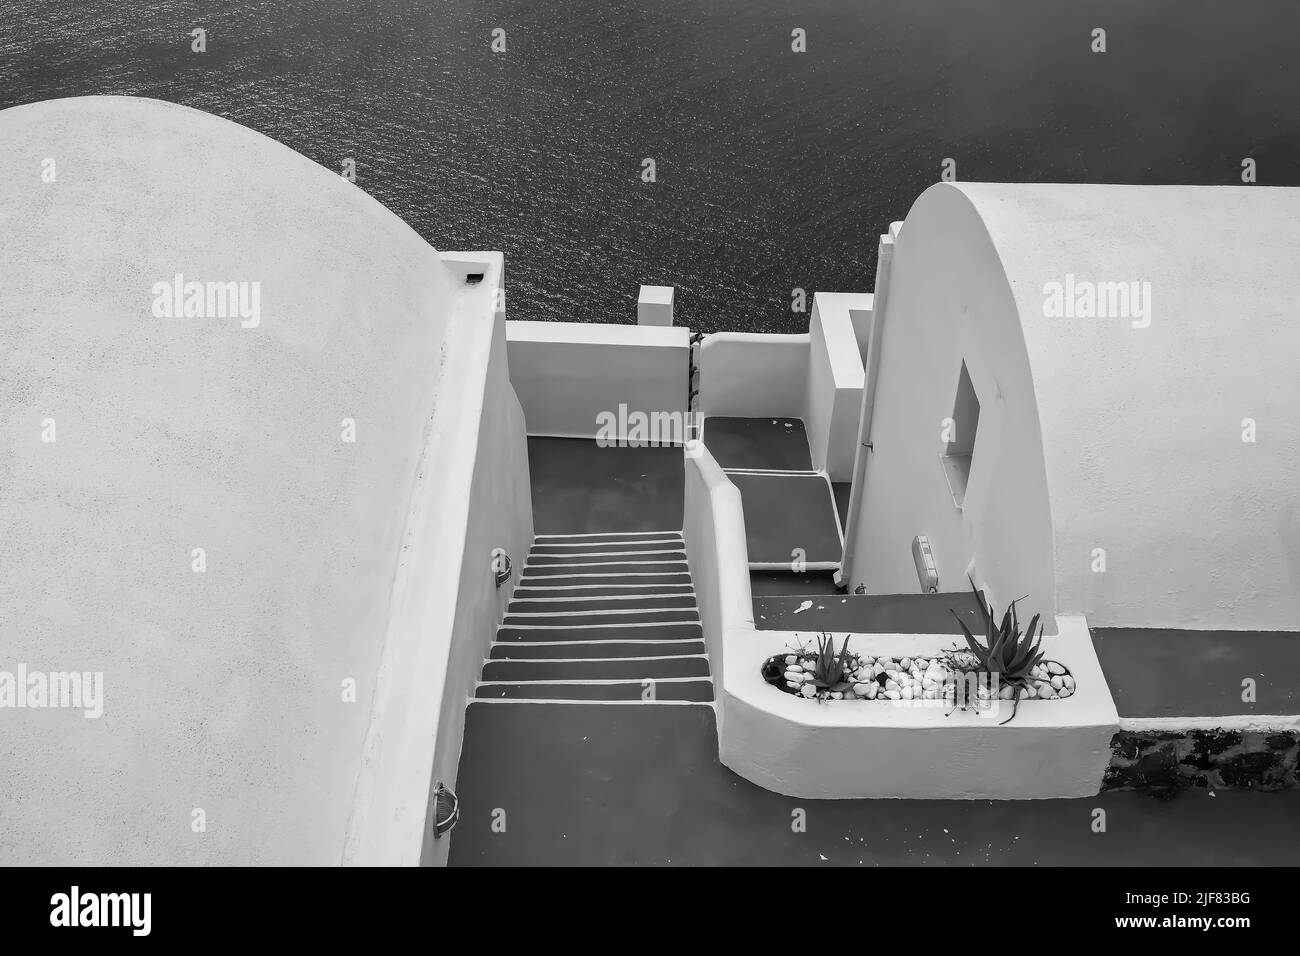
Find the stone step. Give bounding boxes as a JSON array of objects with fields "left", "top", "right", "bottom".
[
  {"left": 474, "top": 679, "right": 715, "bottom": 702},
  {"left": 496, "top": 622, "right": 705, "bottom": 642},
  {"left": 533, "top": 531, "right": 684, "bottom": 546},
  {"left": 529, "top": 539, "right": 683, "bottom": 556},
  {"left": 508, "top": 595, "right": 697, "bottom": 615},
  {"left": 503, "top": 608, "right": 699, "bottom": 627},
  {"left": 526, "top": 551, "right": 687, "bottom": 567},
  {"left": 522, "top": 560, "right": 690, "bottom": 577},
  {"left": 482, "top": 656, "right": 709, "bottom": 682},
  {"left": 490, "top": 640, "right": 705, "bottom": 660},
  {"left": 513, "top": 583, "right": 696, "bottom": 599},
  {"left": 518, "top": 572, "right": 692, "bottom": 589}
]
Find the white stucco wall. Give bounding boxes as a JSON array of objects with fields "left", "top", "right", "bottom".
[
  {"left": 847, "top": 184, "right": 1057, "bottom": 626},
  {"left": 681, "top": 441, "right": 755, "bottom": 738},
  {"left": 956, "top": 183, "right": 1300, "bottom": 631},
  {"left": 805, "top": 295, "right": 867, "bottom": 480},
  {"left": 0, "top": 96, "right": 521, "bottom": 865},
  {"left": 850, "top": 181, "right": 1300, "bottom": 632},
  {"left": 506, "top": 321, "right": 690, "bottom": 439},
  {"left": 345, "top": 265, "right": 533, "bottom": 866},
  {"left": 696, "top": 332, "right": 810, "bottom": 418}
]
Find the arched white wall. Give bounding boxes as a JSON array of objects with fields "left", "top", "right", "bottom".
[
  {"left": 849, "top": 184, "right": 1058, "bottom": 628},
  {"left": 0, "top": 97, "right": 525, "bottom": 865}
]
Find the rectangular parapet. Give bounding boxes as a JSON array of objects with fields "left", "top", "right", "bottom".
[{"left": 507, "top": 320, "right": 690, "bottom": 440}]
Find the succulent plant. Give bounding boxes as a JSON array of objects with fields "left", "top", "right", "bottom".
[
  {"left": 810, "top": 631, "right": 854, "bottom": 693},
  {"left": 950, "top": 577, "right": 1044, "bottom": 724}
]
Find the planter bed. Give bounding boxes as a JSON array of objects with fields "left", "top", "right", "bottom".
[
  {"left": 761, "top": 648, "right": 1075, "bottom": 703},
  {"left": 723, "top": 620, "right": 1120, "bottom": 799}
]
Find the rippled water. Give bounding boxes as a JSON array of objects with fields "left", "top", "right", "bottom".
[{"left": 4, "top": 0, "right": 1299, "bottom": 332}]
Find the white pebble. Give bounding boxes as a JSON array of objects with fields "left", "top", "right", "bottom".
[
  {"left": 865, "top": 683, "right": 879, "bottom": 699},
  {"left": 800, "top": 683, "right": 817, "bottom": 698},
  {"left": 884, "top": 689, "right": 901, "bottom": 700},
  {"left": 1062, "top": 675, "right": 1075, "bottom": 690},
  {"left": 785, "top": 680, "right": 801, "bottom": 690},
  {"left": 885, "top": 679, "right": 900, "bottom": 691},
  {"left": 901, "top": 686, "right": 915, "bottom": 700},
  {"left": 785, "top": 655, "right": 797, "bottom": 665},
  {"left": 1058, "top": 686, "right": 1074, "bottom": 698},
  {"left": 900, "top": 657, "right": 913, "bottom": 670},
  {"left": 1050, "top": 675, "right": 1064, "bottom": 690},
  {"left": 852, "top": 682, "right": 873, "bottom": 697},
  {"left": 999, "top": 685, "right": 1014, "bottom": 699},
  {"left": 1046, "top": 662, "right": 1065, "bottom": 675}
]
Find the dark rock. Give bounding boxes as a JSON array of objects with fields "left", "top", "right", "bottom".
[
  {"left": 1104, "top": 743, "right": 1185, "bottom": 798},
  {"left": 1218, "top": 751, "right": 1281, "bottom": 790},
  {"left": 1192, "top": 730, "right": 1242, "bottom": 755},
  {"left": 1110, "top": 731, "right": 1151, "bottom": 761},
  {"left": 1265, "top": 733, "right": 1298, "bottom": 751},
  {"left": 1180, "top": 750, "right": 1212, "bottom": 771}
]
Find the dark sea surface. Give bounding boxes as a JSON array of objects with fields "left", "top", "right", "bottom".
[{"left": 3, "top": 0, "right": 1299, "bottom": 332}]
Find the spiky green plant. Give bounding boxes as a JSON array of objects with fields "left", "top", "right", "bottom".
[
  {"left": 810, "top": 632, "right": 854, "bottom": 693},
  {"left": 950, "top": 577, "right": 1044, "bottom": 725}
]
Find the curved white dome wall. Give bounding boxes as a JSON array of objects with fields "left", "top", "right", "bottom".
[
  {"left": 848, "top": 183, "right": 1058, "bottom": 627},
  {"left": 851, "top": 181, "right": 1300, "bottom": 632},
  {"left": 0, "top": 96, "right": 482, "bottom": 864}
]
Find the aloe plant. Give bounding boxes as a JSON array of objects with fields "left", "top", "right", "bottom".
[
  {"left": 950, "top": 577, "right": 1044, "bottom": 725},
  {"left": 810, "top": 632, "right": 854, "bottom": 693}
]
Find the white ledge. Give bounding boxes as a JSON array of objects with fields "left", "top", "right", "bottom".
[{"left": 719, "top": 615, "right": 1120, "bottom": 799}]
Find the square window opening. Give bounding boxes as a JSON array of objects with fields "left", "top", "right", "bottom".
[{"left": 942, "top": 360, "right": 981, "bottom": 506}]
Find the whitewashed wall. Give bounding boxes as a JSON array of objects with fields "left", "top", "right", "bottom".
[
  {"left": 342, "top": 268, "right": 536, "bottom": 868},
  {"left": 696, "top": 332, "right": 810, "bottom": 419},
  {"left": 845, "top": 184, "right": 1058, "bottom": 625},
  {"left": 507, "top": 321, "right": 690, "bottom": 439},
  {"left": 682, "top": 442, "right": 755, "bottom": 738}
]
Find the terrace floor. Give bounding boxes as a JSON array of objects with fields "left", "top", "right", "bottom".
[
  {"left": 753, "top": 591, "right": 983, "bottom": 634},
  {"left": 700, "top": 415, "right": 844, "bottom": 576},
  {"left": 527, "top": 436, "right": 683, "bottom": 533},
  {"left": 700, "top": 415, "right": 812, "bottom": 471},
  {"left": 449, "top": 436, "right": 1300, "bottom": 867},
  {"left": 1091, "top": 627, "right": 1300, "bottom": 718},
  {"left": 449, "top": 701, "right": 1300, "bottom": 866}
]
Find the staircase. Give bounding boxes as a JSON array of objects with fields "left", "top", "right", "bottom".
[{"left": 474, "top": 530, "right": 714, "bottom": 703}]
